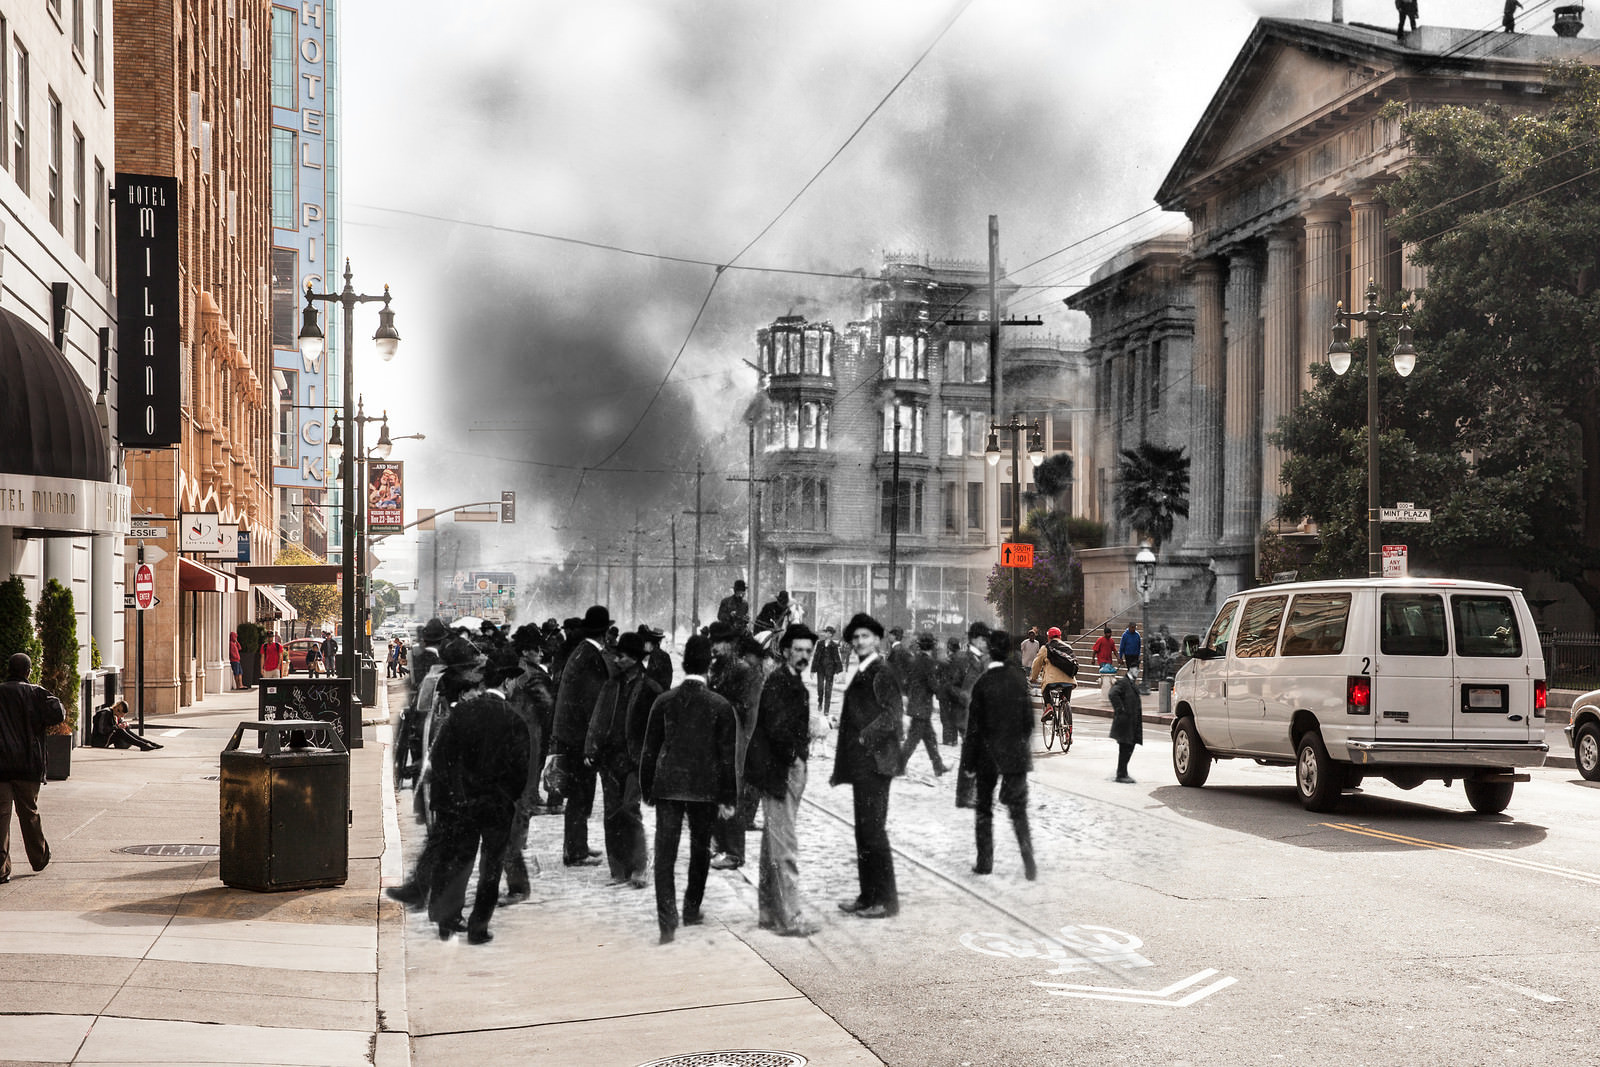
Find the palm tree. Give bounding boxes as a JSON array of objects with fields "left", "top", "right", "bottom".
[
  {"left": 1033, "top": 452, "right": 1074, "bottom": 511},
  {"left": 1114, "top": 441, "right": 1191, "bottom": 552}
]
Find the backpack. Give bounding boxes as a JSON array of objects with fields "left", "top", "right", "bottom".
[{"left": 1045, "top": 639, "right": 1078, "bottom": 676}]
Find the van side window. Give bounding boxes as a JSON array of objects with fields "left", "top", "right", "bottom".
[
  {"left": 1280, "top": 592, "right": 1352, "bottom": 656},
  {"left": 1235, "top": 595, "right": 1288, "bottom": 658},
  {"left": 1451, "top": 595, "right": 1522, "bottom": 657},
  {"left": 1205, "top": 602, "right": 1239, "bottom": 658},
  {"left": 1380, "top": 593, "right": 1448, "bottom": 656}
]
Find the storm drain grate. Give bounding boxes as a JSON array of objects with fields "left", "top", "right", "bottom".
[
  {"left": 635, "top": 1054, "right": 806, "bottom": 1067},
  {"left": 117, "top": 844, "right": 219, "bottom": 857}
]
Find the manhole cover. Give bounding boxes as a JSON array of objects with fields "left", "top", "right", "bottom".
[
  {"left": 636, "top": 1054, "right": 806, "bottom": 1067},
  {"left": 117, "top": 844, "right": 219, "bottom": 857}
]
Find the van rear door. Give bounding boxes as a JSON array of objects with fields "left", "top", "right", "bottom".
[
  {"left": 1449, "top": 593, "right": 1534, "bottom": 742},
  {"left": 1375, "top": 592, "right": 1454, "bottom": 741}
]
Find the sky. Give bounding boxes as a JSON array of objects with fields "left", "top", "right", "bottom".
[{"left": 333, "top": 0, "right": 1543, "bottom": 594}]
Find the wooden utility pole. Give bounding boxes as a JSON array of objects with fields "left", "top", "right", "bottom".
[
  {"left": 629, "top": 511, "right": 643, "bottom": 623},
  {"left": 888, "top": 406, "right": 901, "bottom": 625},
  {"left": 682, "top": 461, "right": 718, "bottom": 632},
  {"left": 670, "top": 515, "right": 678, "bottom": 639}
]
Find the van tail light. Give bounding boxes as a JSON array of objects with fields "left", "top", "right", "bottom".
[
  {"left": 1535, "top": 679, "right": 1547, "bottom": 718},
  {"left": 1347, "top": 676, "right": 1372, "bottom": 715}
]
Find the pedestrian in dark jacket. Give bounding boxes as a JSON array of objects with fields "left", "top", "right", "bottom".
[
  {"left": 425, "top": 681, "right": 529, "bottom": 944},
  {"left": 831, "top": 612, "right": 903, "bottom": 919},
  {"left": 943, "top": 623, "right": 988, "bottom": 745},
  {"left": 586, "top": 632, "right": 661, "bottom": 887},
  {"left": 499, "top": 634, "right": 554, "bottom": 902},
  {"left": 397, "top": 617, "right": 449, "bottom": 787},
  {"left": 551, "top": 604, "right": 614, "bottom": 866},
  {"left": 707, "top": 623, "right": 762, "bottom": 870},
  {"left": 898, "top": 633, "right": 947, "bottom": 776},
  {"left": 1108, "top": 674, "right": 1144, "bottom": 783},
  {"left": 810, "top": 625, "right": 844, "bottom": 721},
  {"left": 641, "top": 635, "right": 737, "bottom": 944},
  {"left": 0, "top": 653, "right": 64, "bottom": 883},
  {"left": 744, "top": 623, "right": 821, "bottom": 937},
  {"left": 638, "top": 624, "right": 673, "bottom": 692},
  {"left": 959, "top": 630, "right": 1036, "bottom": 880}
]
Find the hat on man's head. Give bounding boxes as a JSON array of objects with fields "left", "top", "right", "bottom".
[
  {"left": 617, "top": 631, "right": 648, "bottom": 660},
  {"left": 512, "top": 623, "right": 544, "bottom": 653},
  {"left": 1046, "top": 627, "right": 1062, "bottom": 639},
  {"left": 778, "top": 622, "right": 818, "bottom": 650},
  {"left": 562, "top": 617, "right": 582, "bottom": 631},
  {"left": 987, "top": 630, "right": 1013, "bottom": 661},
  {"left": 823, "top": 625, "right": 836, "bottom": 634},
  {"left": 843, "top": 612, "right": 884, "bottom": 639},
  {"left": 917, "top": 633, "right": 937, "bottom": 651},
  {"left": 707, "top": 621, "right": 737, "bottom": 644},
  {"left": 967, "top": 620, "right": 991, "bottom": 639},
  {"left": 579, "top": 604, "right": 612, "bottom": 633},
  {"left": 888, "top": 626, "right": 905, "bottom": 639},
  {"left": 422, "top": 618, "right": 448, "bottom": 643},
  {"left": 637, "top": 623, "right": 664, "bottom": 640},
  {"left": 484, "top": 647, "right": 522, "bottom": 688},
  {"left": 440, "top": 637, "right": 484, "bottom": 669},
  {"left": 733, "top": 579, "right": 747, "bottom": 592}
]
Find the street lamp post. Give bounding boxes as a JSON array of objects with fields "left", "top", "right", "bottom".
[
  {"left": 297, "top": 260, "right": 400, "bottom": 682},
  {"left": 1135, "top": 543, "right": 1156, "bottom": 694},
  {"left": 986, "top": 416, "right": 1044, "bottom": 635},
  {"left": 1326, "top": 278, "right": 1418, "bottom": 578}
]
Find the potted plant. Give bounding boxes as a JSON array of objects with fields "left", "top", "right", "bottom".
[
  {"left": 237, "top": 621, "right": 264, "bottom": 687},
  {"left": 0, "top": 575, "right": 41, "bottom": 672},
  {"left": 36, "top": 579, "right": 79, "bottom": 780}
]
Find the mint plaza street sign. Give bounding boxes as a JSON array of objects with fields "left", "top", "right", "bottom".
[{"left": 1380, "top": 502, "right": 1431, "bottom": 523}]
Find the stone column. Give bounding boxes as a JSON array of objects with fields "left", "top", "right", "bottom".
[
  {"left": 1261, "top": 226, "right": 1300, "bottom": 523},
  {"left": 1187, "top": 259, "right": 1225, "bottom": 549},
  {"left": 1349, "top": 185, "right": 1388, "bottom": 300},
  {"left": 1223, "top": 247, "right": 1263, "bottom": 544},
  {"left": 1401, "top": 242, "right": 1428, "bottom": 294},
  {"left": 1301, "top": 200, "right": 1346, "bottom": 389}
]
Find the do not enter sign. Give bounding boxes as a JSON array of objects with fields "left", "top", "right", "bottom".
[{"left": 134, "top": 563, "right": 155, "bottom": 610}]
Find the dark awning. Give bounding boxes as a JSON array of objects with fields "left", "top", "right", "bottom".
[
  {"left": 235, "top": 564, "right": 340, "bottom": 585},
  {"left": 179, "top": 557, "right": 233, "bottom": 593},
  {"left": 0, "top": 306, "right": 109, "bottom": 481}
]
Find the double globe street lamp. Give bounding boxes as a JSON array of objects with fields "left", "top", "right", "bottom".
[
  {"left": 986, "top": 417, "right": 1045, "bottom": 635},
  {"left": 297, "top": 261, "right": 400, "bottom": 682},
  {"left": 1326, "top": 278, "right": 1418, "bottom": 579}
]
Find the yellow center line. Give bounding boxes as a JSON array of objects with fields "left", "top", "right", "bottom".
[{"left": 1319, "top": 822, "right": 1600, "bottom": 886}]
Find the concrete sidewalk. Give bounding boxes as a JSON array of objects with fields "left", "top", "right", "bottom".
[{"left": 0, "top": 681, "right": 400, "bottom": 1067}]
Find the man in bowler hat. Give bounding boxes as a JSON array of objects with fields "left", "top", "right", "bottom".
[
  {"left": 960, "top": 630, "right": 1036, "bottom": 881},
  {"left": 810, "top": 625, "right": 844, "bottom": 722},
  {"left": 550, "top": 604, "right": 614, "bottom": 866},
  {"left": 831, "top": 612, "right": 902, "bottom": 918}
]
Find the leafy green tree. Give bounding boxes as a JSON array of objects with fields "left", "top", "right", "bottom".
[
  {"left": 1114, "top": 441, "right": 1191, "bottom": 551},
  {"left": 985, "top": 508, "right": 1083, "bottom": 633},
  {"left": 0, "top": 576, "right": 41, "bottom": 681},
  {"left": 1034, "top": 452, "right": 1074, "bottom": 510},
  {"left": 1277, "top": 71, "right": 1600, "bottom": 596},
  {"left": 371, "top": 579, "right": 401, "bottom": 628},
  {"left": 35, "top": 579, "right": 79, "bottom": 732},
  {"left": 276, "top": 542, "right": 340, "bottom": 628}
]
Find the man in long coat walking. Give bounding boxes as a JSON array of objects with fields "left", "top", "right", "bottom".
[
  {"left": 898, "top": 633, "right": 947, "bottom": 776},
  {"left": 707, "top": 623, "right": 762, "bottom": 871},
  {"left": 1108, "top": 673, "right": 1144, "bottom": 783},
  {"left": 551, "top": 605, "right": 614, "bottom": 866},
  {"left": 810, "top": 625, "right": 844, "bottom": 723},
  {"left": 831, "top": 612, "right": 903, "bottom": 919},
  {"left": 0, "top": 653, "right": 64, "bottom": 882},
  {"left": 942, "top": 622, "right": 988, "bottom": 746},
  {"left": 641, "top": 635, "right": 737, "bottom": 944},
  {"left": 960, "top": 630, "right": 1036, "bottom": 880},
  {"left": 585, "top": 631, "right": 661, "bottom": 886}
]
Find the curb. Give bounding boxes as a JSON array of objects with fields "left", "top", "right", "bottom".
[{"left": 372, "top": 682, "right": 413, "bottom": 1067}]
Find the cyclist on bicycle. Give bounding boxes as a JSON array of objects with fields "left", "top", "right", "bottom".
[{"left": 1027, "top": 626, "right": 1078, "bottom": 723}]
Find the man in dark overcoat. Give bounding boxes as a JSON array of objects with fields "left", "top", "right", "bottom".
[
  {"left": 810, "top": 625, "right": 844, "bottom": 722},
  {"left": 550, "top": 604, "right": 614, "bottom": 866},
  {"left": 500, "top": 632, "right": 554, "bottom": 901},
  {"left": 640, "top": 635, "right": 737, "bottom": 944},
  {"left": 395, "top": 617, "right": 448, "bottom": 786},
  {"left": 0, "top": 653, "right": 64, "bottom": 883},
  {"left": 424, "top": 672, "right": 529, "bottom": 944},
  {"left": 744, "top": 623, "right": 820, "bottom": 937},
  {"left": 831, "top": 612, "right": 903, "bottom": 919},
  {"left": 707, "top": 623, "right": 762, "bottom": 870},
  {"left": 1108, "top": 673, "right": 1144, "bottom": 783},
  {"left": 960, "top": 629, "right": 1036, "bottom": 880},
  {"left": 898, "top": 633, "right": 947, "bottom": 776},
  {"left": 585, "top": 631, "right": 661, "bottom": 886},
  {"left": 638, "top": 624, "right": 673, "bottom": 692},
  {"left": 942, "top": 622, "right": 989, "bottom": 746},
  {"left": 716, "top": 579, "right": 751, "bottom": 632}
]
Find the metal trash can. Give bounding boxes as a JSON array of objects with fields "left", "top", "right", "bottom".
[
  {"left": 219, "top": 720, "right": 350, "bottom": 891},
  {"left": 359, "top": 658, "right": 378, "bottom": 707}
]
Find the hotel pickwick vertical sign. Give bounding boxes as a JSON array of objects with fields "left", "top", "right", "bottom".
[{"left": 115, "top": 174, "right": 181, "bottom": 448}]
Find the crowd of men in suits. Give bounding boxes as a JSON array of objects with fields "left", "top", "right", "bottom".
[{"left": 385, "top": 597, "right": 1043, "bottom": 947}]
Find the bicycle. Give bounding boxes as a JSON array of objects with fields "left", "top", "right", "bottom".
[{"left": 1040, "top": 682, "right": 1074, "bottom": 752}]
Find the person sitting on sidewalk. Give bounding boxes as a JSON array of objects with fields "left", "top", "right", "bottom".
[
  {"left": 89, "top": 700, "right": 163, "bottom": 751},
  {"left": 1028, "top": 627, "right": 1077, "bottom": 723}
]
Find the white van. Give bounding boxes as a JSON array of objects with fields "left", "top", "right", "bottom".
[{"left": 1169, "top": 578, "right": 1548, "bottom": 814}]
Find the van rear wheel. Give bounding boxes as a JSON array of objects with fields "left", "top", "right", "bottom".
[
  {"left": 1172, "top": 716, "right": 1211, "bottom": 787},
  {"left": 1295, "top": 731, "right": 1341, "bottom": 813},
  {"left": 1464, "top": 778, "right": 1514, "bottom": 814}
]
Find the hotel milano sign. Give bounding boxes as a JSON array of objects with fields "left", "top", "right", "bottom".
[{"left": 115, "top": 174, "right": 181, "bottom": 448}]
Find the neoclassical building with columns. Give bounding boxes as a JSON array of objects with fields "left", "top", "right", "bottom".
[{"left": 1071, "top": 15, "right": 1600, "bottom": 616}]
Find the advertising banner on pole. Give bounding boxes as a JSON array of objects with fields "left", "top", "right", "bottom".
[{"left": 367, "top": 461, "right": 404, "bottom": 533}]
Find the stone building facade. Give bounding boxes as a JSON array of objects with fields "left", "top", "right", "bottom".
[
  {"left": 755, "top": 254, "right": 1090, "bottom": 636},
  {"left": 117, "top": 0, "right": 277, "bottom": 713},
  {"left": 1071, "top": 16, "right": 1600, "bottom": 621}
]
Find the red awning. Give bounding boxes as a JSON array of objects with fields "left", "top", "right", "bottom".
[{"left": 178, "top": 556, "right": 232, "bottom": 593}]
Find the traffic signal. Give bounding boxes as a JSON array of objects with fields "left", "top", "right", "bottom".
[{"left": 501, "top": 490, "right": 516, "bottom": 523}]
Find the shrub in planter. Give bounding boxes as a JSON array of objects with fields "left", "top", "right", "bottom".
[
  {"left": 36, "top": 579, "right": 80, "bottom": 737},
  {"left": 0, "top": 575, "right": 41, "bottom": 680}
]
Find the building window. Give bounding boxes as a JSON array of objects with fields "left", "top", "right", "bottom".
[
  {"left": 880, "top": 401, "right": 924, "bottom": 453},
  {"left": 770, "top": 475, "right": 829, "bottom": 532},
  {"left": 92, "top": 158, "right": 104, "bottom": 278},
  {"left": 1149, "top": 339, "right": 1163, "bottom": 411},
  {"left": 11, "top": 39, "right": 28, "bottom": 192},
  {"left": 802, "top": 327, "right": 832, "bottom": 376},
  {"left": 943, "top": 337, "right": 988, "bottom": 383},
  {"left": 271, "top": 127, "right": 294, "bottom": 226},
  {"left": 189, "top": 91, "right": 200, "bottom": 148},
  {"left": 272, "top": 247, "right": 298, "bottom": 348},
  {"left": 1051, "top": 407, "right": 1072, "bottom": 452},
  {"left": 945, "top": 410, "right": 965, "bottom": 457},
  {"left": 71, "top": 0, "right": 84, "bottom": 56},
  {"left": 47, "top": 0, "right": 62, "bottom": 19},
  {"left": 46, "top": 91, "right": 60, "bottom": 231},
  {"left": 71, "top": 127, "right": 83, "bottom": 257},
  {"left": 200, "top": 120, "right": 212, "bottom": 174},
  {"left": 276, "top": 369, "right": 297, "bottom": 466},
  {"left": 882, "top": 333, "right": 926, "bottom": 380},
  {"left": 91, "top": 0, "right": 102, "bottom": 89},
  {"left": 880, "top": 480, "right": 924, "bottom": 534},
  {"left": 271, "top": 7, "right": 295, "bottom": 108},
  {"left": 967, "top": 482, "right": 983, "bottom": 530},
  {"left": 763, "top": 399, "right": 830, "bottom": 451},
  {"left": 1123, "top": 352, "right": 1137, "bottom": 415},
  {"left": 942, "top": 481, "right": 960, "bottom": 532},
  {"left": 967, "top": 409, "right": 988, "bottom": 454}
]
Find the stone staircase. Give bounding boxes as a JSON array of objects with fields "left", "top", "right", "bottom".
[{"left": 1067, "top": 569, "right": 1219, "bottom": 661}]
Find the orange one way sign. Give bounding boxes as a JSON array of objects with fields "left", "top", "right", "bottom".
[{"left": 1000, "top": 542, "right": 1034, "bottom": 568}]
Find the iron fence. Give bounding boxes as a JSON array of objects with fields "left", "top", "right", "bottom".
[{"left": 1540, "top": 630, "right": 1600, "bottom": 691}]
